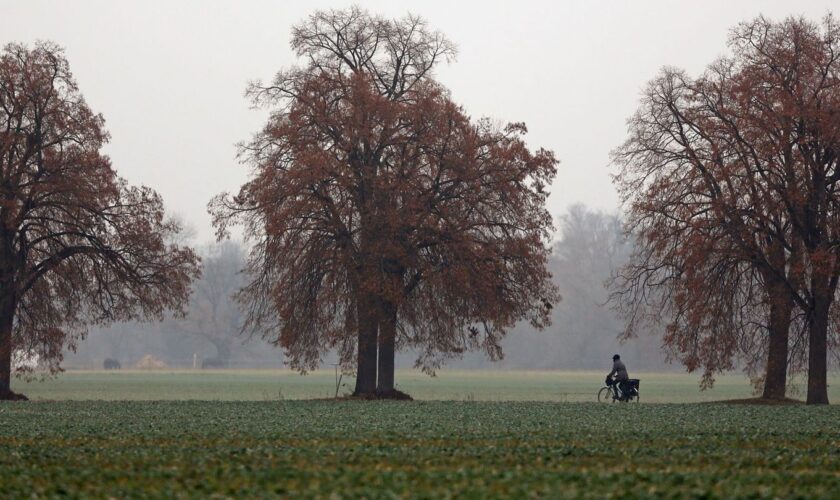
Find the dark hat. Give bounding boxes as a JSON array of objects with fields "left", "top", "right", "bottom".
[{"left": 612, "top": 354, "right": 620, "bottom": 360}]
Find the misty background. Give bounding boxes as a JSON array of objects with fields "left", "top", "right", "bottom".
[
  {"left": 4, "top": 0, "right": 836, "bottom": 372},
  {"left": 64, "top": 204, "right": 668, "bottom": 372}
]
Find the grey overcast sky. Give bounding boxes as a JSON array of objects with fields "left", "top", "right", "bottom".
[{"left": 2, "top": 1, "right": 837, "bottom": 242}]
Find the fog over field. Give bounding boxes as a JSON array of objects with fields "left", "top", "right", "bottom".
[
  {"left": 55, "top": 205, "right": 667, "bottom": 372},
  {"left": 3, "top": 1, "right": 838, "bottom": 376}
]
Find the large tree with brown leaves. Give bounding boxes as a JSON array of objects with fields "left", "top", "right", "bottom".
[
  {"left": 0, "top": 42, "right": 200, "bottom": 399},
  {"left": 212, "top": 7, "right": 557, "bottom": 397},
  {"left": 612, "top": 15, "right": 840, "bottom": 404}
]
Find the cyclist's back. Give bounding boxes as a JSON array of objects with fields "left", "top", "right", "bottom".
[
  {"left": 608, "top": 354, "right": 631, "bottom": 401},
  {"left": 610, "top": 354, "right": 628, "bottom": 381}
]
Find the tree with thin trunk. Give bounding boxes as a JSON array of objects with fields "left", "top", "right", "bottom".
[
  {"left": 611, "top": 65, "right": 796, "bottom": 397},
  {"left": 0, "top": 42, "right": 200, "bottom": 399},
  {"left": 211, "top": 7, "right": 557, "bottom": 397},
  {"left": 170, "top": 241, "right": 246, "bottom": 368},
  {"left": 611, "top": 15, "right": 840, "bottom": 404}
]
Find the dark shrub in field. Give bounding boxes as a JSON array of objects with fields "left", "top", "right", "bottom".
[
  {"left": 201, "top": 358, "right": 225, "bottom": 369},
  {"left": 103, "top": 358, "right": 121, "bottom": 370}
]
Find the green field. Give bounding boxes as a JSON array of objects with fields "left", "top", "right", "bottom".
[
  {"left": 3, "top": 371, "right": 840, "bottom": 497},
  {"left": 1, "top": 400, "right": 839, "bottom": 497},
  {"left": 12, "top": 369, "right": 840, "bottom": 403}
]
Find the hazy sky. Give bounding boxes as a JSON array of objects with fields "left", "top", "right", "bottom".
[{"left": 3, "top": 1, "right": 837, "bottom": 242}]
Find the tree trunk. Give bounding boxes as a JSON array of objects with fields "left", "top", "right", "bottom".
[
  {"left": 353, "top": 292, "right": 378, "bottom": 396},
  {"left": 762, "top": 277, "right": 792, "bottom": 400},
  {"left": 0, "top": 310, "right": 12, "bottom": 398},
  {"left": 806, "top": 285, "right": 830, "bottom": 405},
  {"left": 377, "top": 300, "right": 396, "bottom": 395},
  {"left": 0, "top": 296, "right": 24, "bottom": 400}
]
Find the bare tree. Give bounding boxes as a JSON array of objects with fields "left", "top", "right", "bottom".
[
  {"left": 0, "top": 42, "right": 199, "bottom": 399},
  {"left": 612, "top": 15, "right": 840, "bottom": 403},
  {"left": 212, "top": 7, "right": 557, "bottom": 397},
  {"left": 170, "top": 241, "right": 246, "bottom": 368}
]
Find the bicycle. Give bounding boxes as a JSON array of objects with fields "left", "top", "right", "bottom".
[{"left": 598, "top": 377, "right": 640, "bottom": 403}]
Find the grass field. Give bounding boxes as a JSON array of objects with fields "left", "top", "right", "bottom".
[
  {"left": 1, "top": 400, "right": 839, "bottom": 497},
  {"left": 11, "top": 369, "right": 840, "bottom": 403},
  {"left": 3, "top": 371, "right": 840, "bottom": 497}
]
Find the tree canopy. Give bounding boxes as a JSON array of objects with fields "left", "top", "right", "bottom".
[
  {"left": 212, "top": 7, "right": 557, "bottom": 396},
  {"left": 612, "top": 15, "right": 840, "bottom": 403},
  {"left": 0, "top": 42, "right": 199, "bottom": 399}
]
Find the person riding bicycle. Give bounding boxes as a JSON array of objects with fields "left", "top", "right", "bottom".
[{"left": 607, "top": 354, "right": 630, "bottom": 401}]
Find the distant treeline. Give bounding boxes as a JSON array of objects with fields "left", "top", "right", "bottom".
[{"left": 65, "top": 204, "right": 671, "bottom": 373}]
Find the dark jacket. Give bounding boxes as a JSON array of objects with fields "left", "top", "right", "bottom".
[{"left": 610, "top": 360, "right": 628, "bottom": 381}]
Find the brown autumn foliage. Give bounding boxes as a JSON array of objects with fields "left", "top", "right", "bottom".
[
  {"left": 612, "top": 15, "right": 840, "bottom": 404},
  {"left": 211, "top": 7, "right": 558, "bottom": 396},
  {"left": 0, "top": 42, "right": 200, "bottom": 399}
]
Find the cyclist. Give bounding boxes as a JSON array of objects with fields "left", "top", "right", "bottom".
[{"left": 607, "top": 354, "right": 630, "bottom": 401}]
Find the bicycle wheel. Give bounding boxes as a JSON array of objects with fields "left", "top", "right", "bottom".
[{"left": 597, "top": 387, "right": 614, "bottom": 403}]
